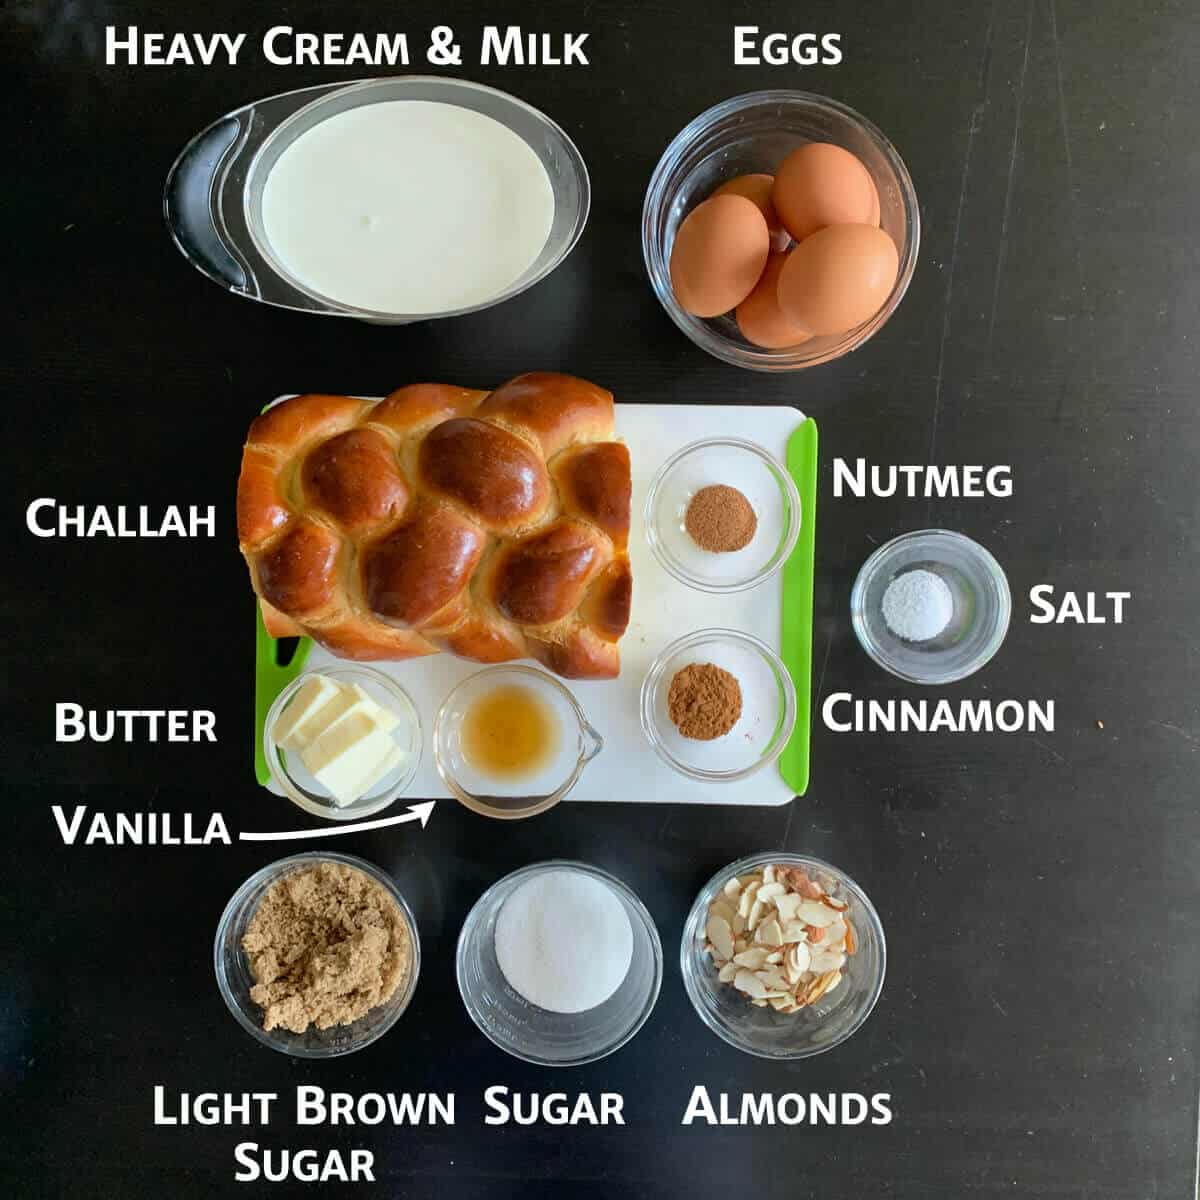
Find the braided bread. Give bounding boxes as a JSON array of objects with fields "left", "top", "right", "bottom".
[{"left": 237, "top": 372, "right": 632, "bottom": 679}]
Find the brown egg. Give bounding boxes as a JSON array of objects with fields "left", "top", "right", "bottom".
[
  {"left": 736, "top": 253, "right": 813, "bottom": 349},
  {"left": 714, "top": 174, "right": 790, "bottom": 250},
  {"left": 772, "top": 143, "right": 878, "bottom": 242},
  {"left": 669, "top": 194, "right": 770, "bottom": 318},
  {"left": 776, "top": 224, "right": 899, "bottom": 337}
]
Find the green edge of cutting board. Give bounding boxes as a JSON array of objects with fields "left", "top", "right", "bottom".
[
  {"left": 254, "top": 608, "right": 312, "bottom": 786},
  {"left": 777, "top": 416, "right": 818, "bottom": 798},
  {"left": 252, "top": 415, "right": 819, "bottom": 796}
]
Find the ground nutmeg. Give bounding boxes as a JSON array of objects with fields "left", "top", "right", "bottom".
[{"left": 685, "top": 484, "right": 758, "bottom": 553}]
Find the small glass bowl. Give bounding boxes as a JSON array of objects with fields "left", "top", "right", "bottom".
[
  {"left": 434, "top": 665, "right": 603, "bottom": 820},
  {"left": 214, "top": 852, "right": 420, "bottom": 1058},
  {"left": 641, "top": 629, "right": 797, "bottom": 782},
  {"left": 851, "top": 530, "right": 1012, "bottom": 684},
  {"left": 645, "top": 438, "right": 801, "bottom": 593},
  {"left": 681, "top": 852, "right": 885, "bottom": 1059},
  {"left": 643, "top": 90, "right": 919, "bottom": 371},
  {"left": 456, "top": 861, "right": 663, "bottom": 1066},
  {"left": 263, "top": 666, "right": 421, "bottom": 820}
]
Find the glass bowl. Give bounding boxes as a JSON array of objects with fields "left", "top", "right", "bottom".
[
  {"left": 681, "top": 852, "right": 885, "bottom": 1059},
  {"left": 645, "top": 437, "right": 801, "bottom": 592},
  {"left": 642, "top": 90, "right": 919, "bottom": 371},
  {"left": 263, "top": 666, "right": 421, "bottom": 820},
  {"left": 214, "top": 852, "right": 420, "bottom": 1057},
  {"left": 434, "top": 665, "right": 603, "bottom": 820},
  {"left": 640, "top": 629, "right": 797, "bottom": 782},
  {"left": 456, "top": 861, "right": 663, "bottom": 1066},
  {"left": 851, "top": 530, "right": 1012, "bottom": 684}
]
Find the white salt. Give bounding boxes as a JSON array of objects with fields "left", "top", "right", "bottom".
[
  {"left": 881, "top": 569, "right": 954, "bottom": 642},
  {"left": 494, "top": 869, "right": 634, "bottom": 1014}
]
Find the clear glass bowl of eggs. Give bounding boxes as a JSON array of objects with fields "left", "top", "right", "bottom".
[{"left": 642, "top": 90, "right": 919, "bottom": 371}]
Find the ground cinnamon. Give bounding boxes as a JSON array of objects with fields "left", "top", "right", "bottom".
[
  {"left": 667, "top": 662, "right": 743, "bottom": 740},
  {"left": 685, "top": 485, "right": 757, "bottom": 552},
  {"left": 242, "top": 861, "right": 412, "bottom": 1033}
]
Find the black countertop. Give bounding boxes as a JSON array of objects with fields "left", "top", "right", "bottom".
[{"left": 5, "top": 1, "right": 1198, "bottom": 1196}]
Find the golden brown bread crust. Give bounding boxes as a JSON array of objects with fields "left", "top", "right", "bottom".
[{"left": 237, "top": 373, "right": 631, "bottom": 680}]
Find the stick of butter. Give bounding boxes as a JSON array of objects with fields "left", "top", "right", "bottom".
[
  {"left": 299, "top": 710, "right": 405, "bottom": 806},
  {"left": 273, "top": 674, "right": 342, "bottom": 749}
]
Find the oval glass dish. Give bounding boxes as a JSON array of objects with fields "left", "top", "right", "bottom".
[
  {"left": 164, "top": 76, "right": 589, "bottom": 323},
  {"left": 214, "top": 852, "right": 420, "bottom": 1058},
  {"left": 641, "top": 629, "right": 797, "bottom": 781},
  {"left": 681, "top": 852, "right": 885, "bottom": 1059},
  {"left": 642, "top": 90, "right": 919, "bottom": 370},
  {"left": 434, "top": 665, "right": 603, "bottom": 820},
  {"left": 645, "top": 437, "right": 801, "bottom": 592},
  {"left": 456, "top": 861, "right": 663, "bottom": 1066},
  {"left": 262, "top": 665, "right": 421, "bottom": 820}
]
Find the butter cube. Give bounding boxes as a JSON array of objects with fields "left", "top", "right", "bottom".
[
  {"left": 347, "top": 684, "right": 402, "bottom": 735},
  {"left": 300, "top": 712, "right": 401, "bottom": 806},
  {"left": 281, "top": 681, "right": 360, "bottom": 750},
  {"left": 272, "top": 674, "right": 342, "bottom": 750}
]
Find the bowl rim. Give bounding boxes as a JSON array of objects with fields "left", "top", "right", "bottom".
[
  {"left": 455, "top": 859, "right": 664, "bottom": 1067},
  {"left": 213, "top": 851, "right": 421, "bottom": 1057},
  {"left": 680, "top": 850, "right": 886, "bottom": 1059},
  {"left": 644, "top": 435, "right": 802, "bottom": 593},
  {"left": 432, "top": 664, "right": 602, "bottom": 821},
  {"left": 263, "top": 664, "right": 422, "bottom": 820},
  {"left": 641, "top": 88, "right": 920, "bottom": 372},
  {"left": 850, "top": 528, "right": 1013, "bottom": 684},
  {"left": 640, "top": 628, "right": 798, "bottom": 781}
]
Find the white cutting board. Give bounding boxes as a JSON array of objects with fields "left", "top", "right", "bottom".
[{"left": 266, "top": 403, "right": 804, "bottom": 806}]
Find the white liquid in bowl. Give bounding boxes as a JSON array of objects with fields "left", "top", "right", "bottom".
[{"left": 261, "top": 100, "right": 555, "bottom": 314}]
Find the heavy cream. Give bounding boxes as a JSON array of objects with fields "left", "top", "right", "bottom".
[{"left": 261, "top": 100, "right": 555, "bottom": 314}]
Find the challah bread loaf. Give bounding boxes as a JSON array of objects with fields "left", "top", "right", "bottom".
[{"left": 237, "top": 373, "right": 632, "bottom": 679}]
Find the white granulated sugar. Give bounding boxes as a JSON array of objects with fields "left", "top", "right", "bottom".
[
  {"left": 494, "top": 869, "right": 634, "bottom": 1014},
  {"left": 881, "top": 569, "right": 954, "bottom": 642}
]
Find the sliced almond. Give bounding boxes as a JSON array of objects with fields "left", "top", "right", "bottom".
[
  {"left": 824, "top": 918, "right": 847, "bottom": 947},
  {"left": 723, "top": 876, "right": 743, "bottom": 900},
  {"left": 731, "top": 911, "right": 747, "bottom": 935},
  {"left": 821, "top": 895, "right": 849, "bottom": 912},
  {"left": 779, "top": 920, "right": 809, "bottom": 944},
  {"left": 747, "top": 897, "right": 766, "bottom": 930},
  {"left": 706, "top": 914, "right": 735, "bottom": 962},
  {"left": 768, "top": 995, "right": 792, "bottom": 1011},
  {"left": 757, "top": 966, "right": 791, "bottom": 992},
  {"left": 751, "top": 998, "right": 769, "bottom": 1007},
  {"left": 844, "top": 918, "right": 857, "bottom": 956},
  {"left": 809, "top": 949, "right": 846, "bottom": 974},
  {"left": 823, "top": 970, "right": 843, "bottom": 995},
  {"left": 756, "top": 881, "right": 786, "bottom": 902},
  {"left": 774, "top": 893, "right": 803, "bottom": 922},
  {"left": 738, "top": 881, "right": 761, "bottom": 919},
  {"left": 708, "top": 898, "right": 737, "bottom": 925},
  {"left": 718, "top": 961, "right": 738, "bottom": 983},
  {"left": 755, "top": 917, "right": 784, "bottom": 947},
  {"left": 734, "top": 969, "right": 769, "bottom": 1000},
  {"left": 806, "top": 924, "right": 827, "bottom": 943},
  {"left": 762, "top": 864, "right": 777, "bottom": 884},
  {"left": 788, "top": 941, "right": 811, "bottom": 976},
  {"left": 796, "top": 899, "right": 837, "bottom": 927},
  {"left": 808, "top": 969, "right": 843, "bottom": 1004},
  {"left": 732, "top": 946, "right": 770, "bottom": 970},
  {"left": 765, "top": 951, "right": 783, "bottom": 965}
]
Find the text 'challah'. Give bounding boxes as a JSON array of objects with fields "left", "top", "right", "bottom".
[{"left": 238, "top": 372, "right": 632, "bottom": 679}]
